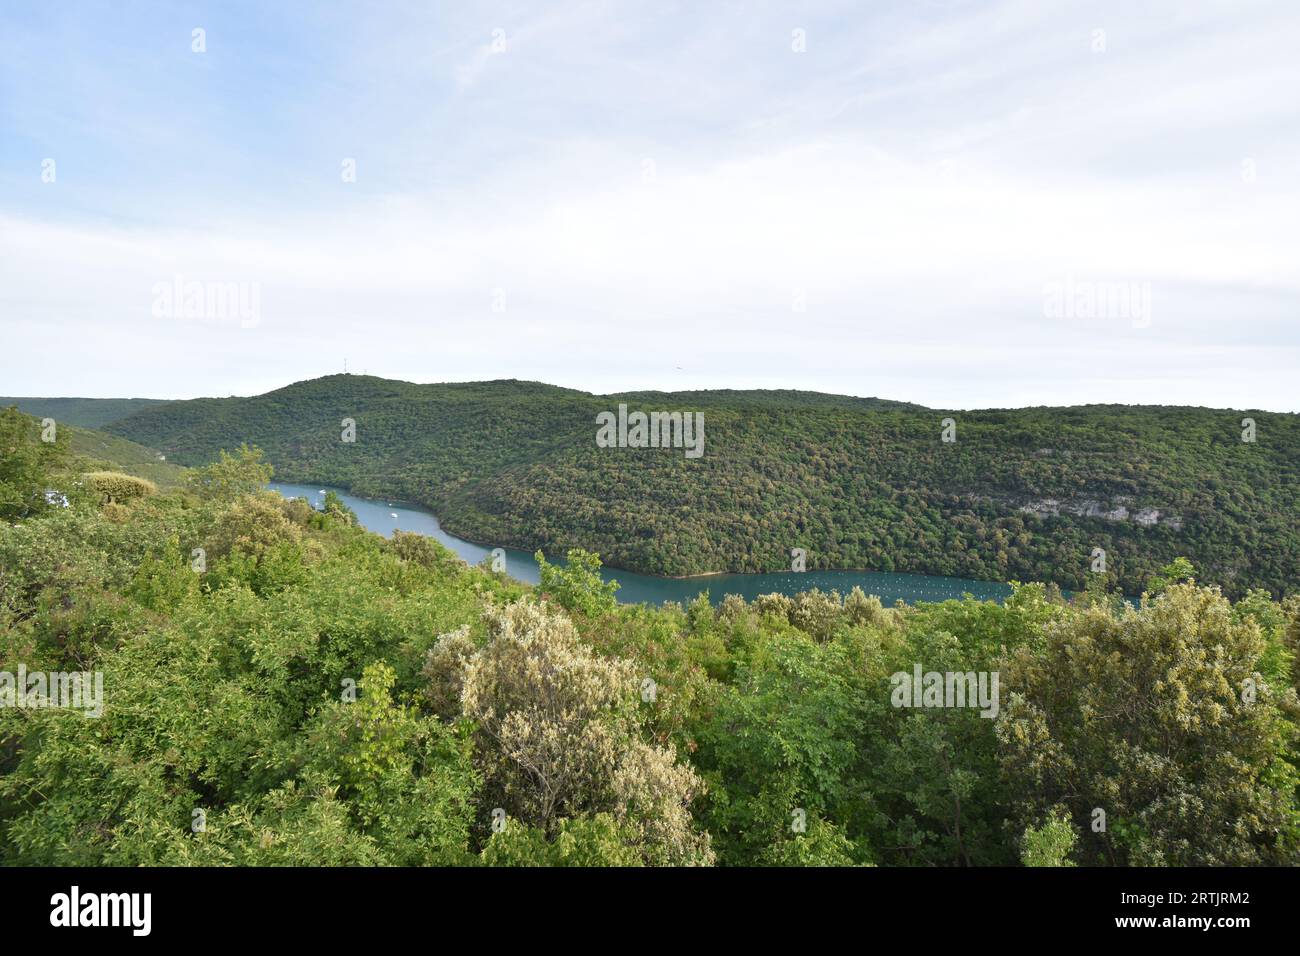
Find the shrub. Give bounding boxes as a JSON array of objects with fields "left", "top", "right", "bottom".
[
  {"left": 535, "top": 549, "right": 619, "bottom": 617},
  {"left": 997, "top": 583, "right": 1300, "bottom": 865},
  {"left": 753, "top": 592, "right": 793, "bottom": 620},
  {"left": 390, "top": 530, "right": 446, "bottom": 568},
  {"left": 183, "top": 444, "right": 272, "bottom": 502},
  {"left": 1020, "top": 811, "right": 1077, "bottom": 867},
  {"left": 421, "top": 624, "right": 476, "bottom": 719},
  {"left": 83, "top": 471, "right": 157, "bottom": 504},
  {"left": 458, "top": 600, "right": 713, "bottom": 864},
  {"left": 790, "top": 588, "right": 843, "bottom": 641},
  {"left": 717, "top": 593, "right": 749, "bottom": 623},
  {"left": 204, "top": 492, "right": 303, "bottom": 562},
  {"left": 844, "top": 586, "right": 890, "bottom": 628}
]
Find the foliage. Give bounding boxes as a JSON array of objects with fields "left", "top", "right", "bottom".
[
  {"left": 536, "top": 548, "right": 619, "bottom": 616},
  {"left": 321, "top": 490, "right": 356, "bottom": 526},
  {"left": 1147, "top": 556, "right": 1196, "bottom": 595},
  {"left": 759, "top": 814, "right": 862, "bottom": 866},
  {"left": 82, "top": 470, "right": 158, "bottom": 503},
  {"left": 456, "top": 601, "right": 712, "bottom": 865},
  {"left": 1020, "top": 811, "right": 1077, "bottom": 867},
  {"left": 183, "top": 443, "right": 273, "bottom": 502},
  {"left": 204, "top": 492, "right": 303, "bottom": 562},
  {"left": 2, "top": 439, "right": 1298, "bottom": 868},
  {"left": 61, "top": 424, "right": 187, "bottom": 487},
  {"left": 0, "top": 405, "right": 67, "bottom": 519},
  {"left": 0, "top": 396, "right": 167, "bottom": 430},
  {"left": 104, "top": 374, "right": 1300, "bottom": 598},
  {"left": 479, "top": 815, "right": 644, "bottom": 867},
  {"left": 996, "top": 584, "right": 1300, "bottom": 865}
]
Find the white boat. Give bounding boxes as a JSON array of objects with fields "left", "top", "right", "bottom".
[{"left": 390, "top": 512, "right": 398, "bottom": 518}]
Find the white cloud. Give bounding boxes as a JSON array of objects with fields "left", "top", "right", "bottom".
[{"left": 1, "top": 0, "right": 1297, "bottom": 410}]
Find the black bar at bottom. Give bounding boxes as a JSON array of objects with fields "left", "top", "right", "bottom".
[{"left": 1, "top": 865, "right": 1280, "bottom": 941}]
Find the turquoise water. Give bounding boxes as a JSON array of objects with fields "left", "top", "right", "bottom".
[{"left": 269, "top": 481, "right": 1014, "bottom": 607}]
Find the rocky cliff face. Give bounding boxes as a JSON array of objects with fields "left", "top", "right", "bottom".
[{"left": 1016, "top": 496, "right": 1183, "bottom": 530}]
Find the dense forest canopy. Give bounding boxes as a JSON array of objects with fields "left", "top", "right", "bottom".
[
  {"left": 1, "top": 415, "right": 1298, "bottom": 866},
  {"left": 0, "top": 397, "right": 168, "bottom": 430},
  {"left": 88, "top": 373, "right": 1300, "bottom": 599}
]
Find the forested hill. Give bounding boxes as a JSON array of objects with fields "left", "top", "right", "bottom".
[
  {"left": 7, "top": 409, "right": 1298, "bottom": 867},
  {"left": 0, "top": 396, "right": 167, "bottom": 428},
  {"left": 102, "top": 374, "right": 1300, "bottom": 598}
]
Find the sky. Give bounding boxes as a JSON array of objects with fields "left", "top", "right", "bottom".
[{"left": 1, "top": 0, "right": 1298, "bottom": 410}]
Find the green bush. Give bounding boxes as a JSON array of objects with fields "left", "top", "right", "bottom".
[
  {"left": 82, "top": 470, "right": 158, "bottom": 503},
  {"left": 3, "top": 449, "right": 1297, "bottom": 869}
]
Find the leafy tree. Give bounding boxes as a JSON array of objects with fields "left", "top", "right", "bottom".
[
  {"left": 1020, "top": 811, "right": 1077, "bottom": 867},
  {"left": 82, "top": 471, "right": 157, "bottom": 504},
  {"left": 0, "top": 406, "right": 66, "bottom": 519},
  {"left": 479, "top": 815, "right": 644, "bottom": 866},
  {"left": 536, "top": 549, "right": 619, "bottom": 617},
  {"left": 456, "top": 600, "right": 712, "bottom": 864},
  {"left": 183, "top": 443, "right": 272, "bottom": 501},
  {"left": 789, "top": 588, "right": 845, "bottom": 641},
  {"left": 1147, "top": 556, "right": 1196, "bottom": 595},
  {"left": 997, "top": 584, "right": 1300, "bottom": 865},
  {"left": 693, "top": 631, "right": 873, "bottom": 865},
  {"left": 128, "top": 536, "right": 201, "bottom": 611},
  {"left": 204, "top": 492, "right": 303, "bottom": 563},
  {"left": 321, "top": 490, "right": 356, "bottom": 525},
  {"left": 759, "top": 814, "right": 862, "bottom": 867}
]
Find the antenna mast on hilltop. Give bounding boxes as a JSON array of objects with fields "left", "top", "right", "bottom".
[{"left": 344, "top": 357, "right": 348, "bottom": 374}]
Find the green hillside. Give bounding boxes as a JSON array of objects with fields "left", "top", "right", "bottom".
[
  {"left": 3, "top": 425, "right": 1298, "bottom": 867},
  {"left": 65, "top": 424, "right": 188, "bottom": 487},
  {"left": 0, "top": 395, "right": 169, "bottom": 429},
  {"left": 0, "top": 403, "right": 187, "bottom": 489},
  {"left": 0, "top": 396, "right": 168, "bottom": 429},
  {"left": 104, "top": 374, "right": 1300, "bottom": 598}
]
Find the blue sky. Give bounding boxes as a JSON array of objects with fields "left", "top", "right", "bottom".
[{"left": 2, "top": 0, "right": 1298, "bottom": 410}]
